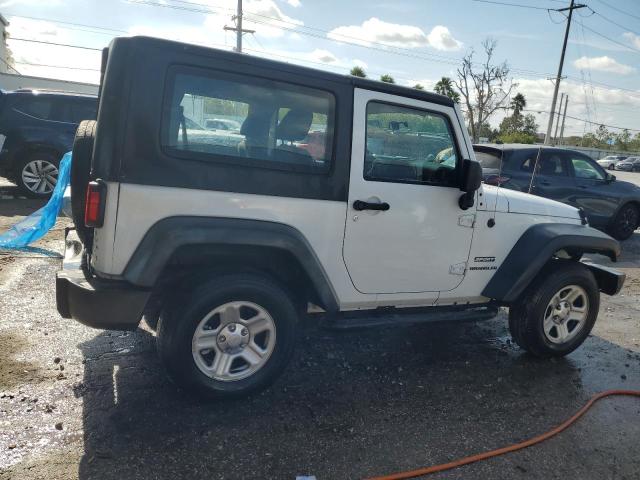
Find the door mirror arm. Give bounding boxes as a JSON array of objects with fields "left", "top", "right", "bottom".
[{"left": 459, "top": 159, "right": 482, "bottom": 210}]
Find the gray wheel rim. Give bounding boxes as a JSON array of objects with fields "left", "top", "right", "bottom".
[
  {"left": 21, "top": 160, "right": 58, "bottom": 194},
  {"left": 191, "top": 301, "right": 276, "bottom": 382},
  {"left": 543, "top": 285, "right": 589, "bottom": 345}
]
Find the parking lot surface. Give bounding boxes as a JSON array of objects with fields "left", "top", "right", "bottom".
[{"left": 1, "top": 177, "right": 639, "bottom": 480}]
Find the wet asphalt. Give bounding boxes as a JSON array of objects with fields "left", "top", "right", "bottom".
[{"left": 1, "top": 180, "right": 640, "bottom": 480}]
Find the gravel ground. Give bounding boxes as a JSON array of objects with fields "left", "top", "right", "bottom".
[{"left": 1, "top": 179, "right": 639, "bottom": 480}]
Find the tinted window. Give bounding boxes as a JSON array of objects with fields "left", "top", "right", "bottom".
[
  {"left": 14, "top": 98, "right": 53, "bottom": 120},
  {"left": 70, "top": 100, "right": 97, "bottom": 123},
  {"left": 569, "top": 154, "right": 605, "bottom": 180},
  {"left": 538, "top": 152, "right": 568, "bottom": 176},
  {"left": 364, "top": 101, "right": 458, "bottom": 185},
  {"left": 163, "top": 69, "right": 335, "bottom": 173},
  {"left": 503, "top": 148, "right": 540, "bottom": 174},
  {"left": 474, "top": 149, "right": 502, "bottom": 169}
]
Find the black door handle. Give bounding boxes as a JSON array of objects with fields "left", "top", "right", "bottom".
[
  {"left": 353, "top": 200, "right": 390, "bottom": 211},
  {"left": 578, "top": 185, "right": 589, "bottom": 189},
  {"left": 540, "top": 180, "right": 551, "bottom": 186}
]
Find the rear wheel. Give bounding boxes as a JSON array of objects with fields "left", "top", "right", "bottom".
[
  {"left": 508, "top": 261, "right": 599, "bottom": 358},
  {"left": 16, "top": 153, "right": 59, "bottom": 198},
  {"left": 156, "top": 273, "right": 298, "bottom": 399},
  {"left": 609, "top": 203, "right": 639, "bottom": 241},
  {"left": 608, "top": 164, "right": 615, "bottom": 170},
  {"left": 71, "top": 120, "right": 97, "bottom": 245}
]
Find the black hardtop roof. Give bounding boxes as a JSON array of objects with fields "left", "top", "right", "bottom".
[{"left": 111, "top": 36, "right": 455, "bottom": 108}]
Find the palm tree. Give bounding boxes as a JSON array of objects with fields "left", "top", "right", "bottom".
[
  {"left": 434, "top": 77, "right": 460, "bottom": 103},
  {"left": 510, "top": 93, "right": 526, "bottom": 116},
  {"left": 380, "top": 74, "right": 395, "bottom": 84},
  {"left": 350, "top": 66, "right": 366, "bottom": 78}
]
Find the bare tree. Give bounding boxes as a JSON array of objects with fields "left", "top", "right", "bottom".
[{"left": 454, "top": 39, "right": 514, "bottom": 142}]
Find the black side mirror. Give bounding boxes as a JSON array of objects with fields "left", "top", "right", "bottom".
[
  {"left": 459, "top": 159, "right": 482, "bottom": 210},
  {"left": 606, "top": 173, "right": 616, "bottom": 183}
]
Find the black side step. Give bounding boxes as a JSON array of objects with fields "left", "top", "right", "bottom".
[{"left": 323, "top": 304, "right": 500, "bottom": 330}]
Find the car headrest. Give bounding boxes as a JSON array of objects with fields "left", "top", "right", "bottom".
[
  {"left": 240, "top": 112, "right": 271, "bottom": 139},
  {"left": 276, "top": 110, "right": 312, "bottom": 142}
]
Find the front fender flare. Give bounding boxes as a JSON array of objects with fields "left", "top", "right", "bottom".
[{"left": 482, "top": 223, "right": 620, "bottom": 303}]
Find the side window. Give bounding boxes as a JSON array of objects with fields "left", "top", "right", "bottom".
[
  {"left": 570, "top": 154, "right": 605, "bottom": 180},
  {"left": 364, "top": 101, "right": 459, "bottom": 185},
  {"left": 504, "top": 148, "right": 540, "bottom": 174},
  {"left": 70, "top": 100, "right": 98, "bottom": 123},
  {"left": 13, "top": 98, "right": 53, "bottom": 120},
  {"left": 538, "top": 151, "right": 568, "bottom": 176},
  {"left": 162, "top": 69, "right": 335, "bottom": 173}
]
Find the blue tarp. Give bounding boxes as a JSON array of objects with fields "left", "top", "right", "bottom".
[{"left": 0, "top": 152, "right": 72, "bottom": 249}]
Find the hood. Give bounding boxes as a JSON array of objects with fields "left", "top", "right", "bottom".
[{"left": 480, "top": 185, "right": 581, "bottom": 221}]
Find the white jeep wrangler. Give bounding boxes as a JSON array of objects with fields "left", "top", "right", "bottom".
[{"left": 57, "top": 37, "right": 625, "bottom": 398}]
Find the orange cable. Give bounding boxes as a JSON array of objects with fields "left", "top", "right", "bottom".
[{"left": 365, "top": 389, "right": 640, "bottom": 480}]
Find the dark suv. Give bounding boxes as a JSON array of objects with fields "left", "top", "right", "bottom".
[
  {"left": 474, "top": 144, "right": 640, "bottom": 240},
  {"left": 0, "top": 89, "right": 97, "bottom": 197}
]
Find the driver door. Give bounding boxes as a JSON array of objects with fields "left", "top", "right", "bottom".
[{"left": 342, "top": 89, "right": 475, "bottom": 294}]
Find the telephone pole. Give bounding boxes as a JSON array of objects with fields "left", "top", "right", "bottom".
[
  {"left": 553, "top": 92, "right": 564, "bottom": 144},
  {"left": 224, "top": 0, "right": 255, "bottom": 53},
  {"left": 544, "top": 0, "right": 586, "bottom": 145},
  {"left": 559, "top": 95, "right": 569, "bottom": 145}
]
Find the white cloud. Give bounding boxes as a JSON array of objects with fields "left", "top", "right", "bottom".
[
  {"left": 573, "top": 56, "right": 635, "bottom": 75},
  {"left": 286, "top": 0, "right": 301, "bottom": 6},
  {"left": 0, "top": 0, "right": 61, "bottom": 6},
  {"left": 327, "top": 17, "right": 462, "bottom": 51},
  {"left": 623, "top": 32, "right": 640, "bottom": 50},
  {"left": 243, "top": 0, "right": 303, "bottom": 38},
  {"left": 309, "top": 48, "right": 337, "bottom": 63},
  {"left": 426, "top": 26, "right": 463, "bottom": 51}
]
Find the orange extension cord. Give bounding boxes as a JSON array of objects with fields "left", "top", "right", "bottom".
[{"left": 365, "top": 390, "right": 640, "bottom": 480}]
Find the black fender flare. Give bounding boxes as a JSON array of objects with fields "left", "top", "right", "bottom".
[
  {"left": 482, "top": 223, "right": 620, "bottom": 303},
  {"left": 122, "top": 216, "right": 339, "bottom": 312}
]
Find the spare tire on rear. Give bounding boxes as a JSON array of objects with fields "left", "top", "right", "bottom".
[{"left": 71, "top": 120, "right": 97, "bottom": 246}]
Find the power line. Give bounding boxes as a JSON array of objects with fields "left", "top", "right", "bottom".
[
  {"left": 591, "top": 9, "right": 640, "bottom": 37},
  {"left": 7, "top": 14, "right": 129, "bottom": 36},
  {"left": 7, "top": 37, "right": 103, "bottom": 51},
  {"left": 593, "top": 0, "right": 640, "bottom": 22},
  {"left": 15, "top": 61, "right": 100, "bottom": 71},
  {"left": 524, "top": 109, "right": 640, "bottom": 132},
  {"left": 470, "top": 0, "right": 555, "bottom": 10}
]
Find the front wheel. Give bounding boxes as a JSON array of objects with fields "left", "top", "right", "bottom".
[
  {"left": 156, "top": 273, "right": 298, "bottom": 399},
  {"left": 508, "top": 262, "right": 599, "bottom": 358},
  {"left": 608, "top": 164, "right": 615, "bottom": 170},
  {"left": 609, "top": 204, "right": 639, "bottom": 241}
]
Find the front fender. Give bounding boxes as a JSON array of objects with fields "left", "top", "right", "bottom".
[{"left": 482, "top": 223, "right": 620, "bottom": 302}]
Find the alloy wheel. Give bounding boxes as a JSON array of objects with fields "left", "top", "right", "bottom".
[
  {"left": 191, "top": 301, "right": 276, "bottom": 381},
  {"left": 543, "top": 285, "right": 589, "bottom": 345},
  {"left": 21, "top": 160, "right": 58, "bottom": 195}
]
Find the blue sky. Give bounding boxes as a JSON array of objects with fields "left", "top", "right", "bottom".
[{"left": 2, "top": 0, "right": 639, "bottom": 136}]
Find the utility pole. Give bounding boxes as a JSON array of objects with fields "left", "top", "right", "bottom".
[
  {"left": 559, "top": 95, "right": 569, "bottom": 146},
  {"left": 553, "top": 92, "right": 564, "bottom": 144},
  {"left": 544, "top": 0, "right": 586, "bottom": 145},
  {"left": 224, "top": 0, "right": 255, "bottom": 53}
]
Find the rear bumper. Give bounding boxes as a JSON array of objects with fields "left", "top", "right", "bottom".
[{"left": 56, "top": 230, "right": 150, "bottom": 330}]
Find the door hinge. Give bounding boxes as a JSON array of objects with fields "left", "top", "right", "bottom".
[
  {"left": 458, "top": 214, "right": 476, "bottom": 228},
  {"left": 449, "top": 262, "right": 467, "bottom": 275}
]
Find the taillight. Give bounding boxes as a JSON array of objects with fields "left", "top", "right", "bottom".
[
  {"left": 485, "top": 175, "right": 511, "bottom": 186},
  {"left": 84, "top": 180, "right": 106, "bottom": 228}
]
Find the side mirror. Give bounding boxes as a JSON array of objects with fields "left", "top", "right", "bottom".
[
  {"left": 459, "top": 159, "right": 482, "bottom": 210},
  {"left": 606, "top": 172, "right": 616, "bottom": 183}
]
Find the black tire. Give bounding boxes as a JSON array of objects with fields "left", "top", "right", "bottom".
[
  {"left": 15, "top": 151, "right": 60, "bottom": 198},
  {"left": 508, "top": 261, "right": 599, "bottom": 358},
  {"left": 608, "top": 203, "right": 639, "bottom": 241},
  {"left": 71, "top": 120, "right": 97, "bottom": 246},
  {"left": 156, "top": 273, "right": 298, "bottom": 399},
  {"left": 608, "top": 164, "right": 615, "bottom": 170}
]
